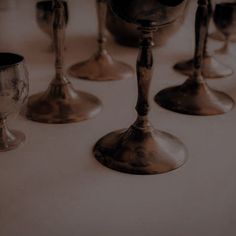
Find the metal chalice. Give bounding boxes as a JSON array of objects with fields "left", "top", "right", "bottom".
[
  {"left": 213, "top": 2, "right": 236, "bottom": 55},
  {"left": 68, "top": 0, "right": 134, "bottom": 81},
  {"left": 94, "top": 0, "right": 188, "bottom": 175},
  {"left": 174, "top": 0, "right": 233, "bottom": 78},
  {"left": 36, "top": 0, "right": 69, "bottom": 50},
  {"left": 27, "top": 0, "right": 101, "bottom": 124},
  {"left": 0, "top": 53, "right": 29, "bottom": 151},
  {"left": 155, "top": 0, "right": 234, "bottom": 116}
]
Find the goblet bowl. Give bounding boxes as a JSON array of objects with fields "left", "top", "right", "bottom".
[
  {"left": 36, "top": 1, "right": 69, "bottom": 38},
  {"left": 109, "top": 0, "right": 188, "bottom": 25},
  {"left": 213, "top": 2, "right": 236, "bottom": 37},
  {"left": 106, "top": 1, "right": 189, "bottom": 47}
]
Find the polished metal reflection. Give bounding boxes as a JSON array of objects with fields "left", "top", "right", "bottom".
[
  {"left": 155, "top": 0, "right": 234, "bottom": 116},
  {"left": 27, "top": 0, "right": 102, "bottom": 124},
  {"left": 68, "top": 0, "right": 134, "bottom": 81},
  {"left": 0, "top": 53, "right": 29, "bottom": 151},
  {"left": 94, "top": 0, "right": 188, "bottom": 175},
  {"left": 213, "top": 2, "right": 236, "bottom": 55},
  {"left": 174, "top": 0, "right": 233, "bottom": 78},
  {"left": 36, "top": 0, "right": 69, "bottom": 49}
]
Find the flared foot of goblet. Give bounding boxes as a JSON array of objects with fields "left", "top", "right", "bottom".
[
  {"left": 94, "top": 123, "right": 187, "bottom": 175},
  {"left": 26, "top": 82, "right": 102, "bottom": 124},
  {"left": 173, "top": 55, "right": 233, "bottom": 78},
  {"left": 215, "top": 44, "right": 230, "bottom": 55},
  {"left": 0, "top": 129, "right": 25, "bottom": 152},
  {"left": 155, "top": 78, "right": 234, "bottom": 116},
  {"left": 68, "top": 51, "right": 134, "bottom": 81},
  {"left": 209, "top": 31, "right": 236, "bottom": 42}
]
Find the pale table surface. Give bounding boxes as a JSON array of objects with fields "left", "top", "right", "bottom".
[{"left": 0, "top": 1, "right": 236, "bottom": 236}]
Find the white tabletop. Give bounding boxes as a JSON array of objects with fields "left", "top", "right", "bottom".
[{"left": 0, "top": 1, "right": 236, "bottom": 236}]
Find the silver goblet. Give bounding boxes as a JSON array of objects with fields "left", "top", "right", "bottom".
[
  {"left": 36, "top": 0, "right": 69, "bottom": 50},
  {"left": 0, "top": 53, "right": 29, "bottom": 151}
]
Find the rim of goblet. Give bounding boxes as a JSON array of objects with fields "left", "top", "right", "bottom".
[
  {"left": 36, "top": 0, "right": 67, "bottom": 9},
  {"left": 36, "top": 1, "right": 53, "bottom": 9},
  {"left": 0, "top": 52, "right": 24, "bottom": 69}
]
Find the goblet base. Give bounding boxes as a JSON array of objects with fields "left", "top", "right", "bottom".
[
  {"left": 27, "top": 82, "right": 102, "bottom": 124},
  {"left": 94, "top": 124, "right": 187, "bottom": 175},
  {"left": 155, "top": 78, "right": 234, "bottom": 116},
  {"left": 173, "top": 55, "right": 233, "bottom": 78},
  {"left": 68, "top": 51, "right": 134, "bottom": 81},
  {"left": 215, "top": 44, "right": 231, "bottom": 55},
  {"left": 0, "top": 130, "right": 25, "bottom": 152},
  {"left": 209, "top": 31, "right": 236, "bottom": 42}
]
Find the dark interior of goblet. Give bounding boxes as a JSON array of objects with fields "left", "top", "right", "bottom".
[
  {"left": 214, "top": 2, "right": 236, "bottom": 16},
  {"left": 109, "top": 0, "right": 187, "bottom": 25},
  {"left": 214, "top": 2, "right": 236, "bottom": 32},
  {"left": 37, "top": 1, "right": 53, "bottom": 11},
  {"left": 0, "top": 53, "right": 23, "bottom": 68},
  {"left": 217, "top": 2, "right": 236, "bottom": 8},
  {"left": 36, "top": 1, "right": 69, "bottom": 21}
]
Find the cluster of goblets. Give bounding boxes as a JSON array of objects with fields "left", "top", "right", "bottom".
[{"left": 0, "top": 0, "right": 235, "bottom": 176}]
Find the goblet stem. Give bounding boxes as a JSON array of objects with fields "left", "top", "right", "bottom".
[
  {"left": 193, "top": 0, "right": 209, "bottom": 82},
  {"left": 96, "top": 0, "right": 107, "bottom": 54},
  {"left": 0, "top": 118, "right": 11, "bottom": 147},
  {"left": 135, "top": 21, "right": 156, "bottom": 129},
  {"left": 203, "top": 0, "right": 212, "bottom": 58},
  {"left": 52, "top": 0, "right": 68, "bottom": 84},
  {"left": 0, "top": 118, "right": 25, "bottom": 151}
]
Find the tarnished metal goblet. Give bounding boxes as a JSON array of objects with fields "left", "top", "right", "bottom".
[
  {"left": 36, "top": 0, "right": 69, "bottom": 50},
  {"left": 0, "top": 53, "right": 29, "bottom": 151},
  {"left": 155, "top": 0, "right": 234, "bottom": 116},
  {"left": 213, "top": 2, "right": 236, "bottom": 55},
  {"left": 94, "top": 0, "right": 188, "bottom": 175},
  {"left": 27, "top": 0, "right": 102, "bottom": 124},
  {"left": 68, "top": 0, "right": 134, "bottom": 81},
  {"left": 174, "top": 0, "right": 233, "bottom": 78},
  {"left": 209, "top": 0, "right": 236, "bottom": 43}
]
